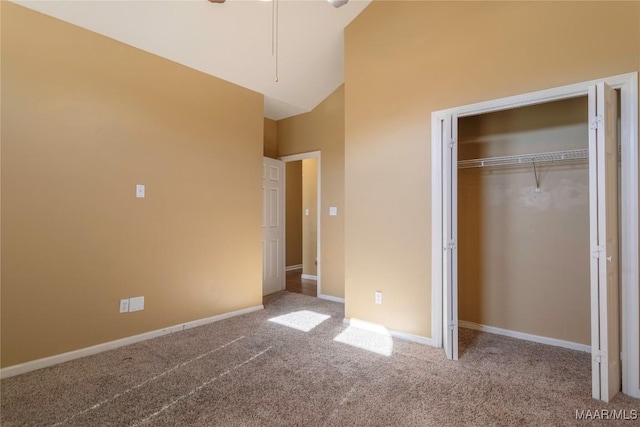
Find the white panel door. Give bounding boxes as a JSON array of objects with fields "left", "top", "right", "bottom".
[
  {"left": 442, "top": 114, "right": 459, "bottom": 361},
  {"left": 263, "top": 157, "right": 285, "bottom": 296},
  {"left": 588, "top": 82, "right": 620, "bottom": 402}
]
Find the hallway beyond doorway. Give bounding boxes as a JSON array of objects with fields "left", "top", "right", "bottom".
[{"left": 286, "top": 269, "right": 317, "bottom": 297}]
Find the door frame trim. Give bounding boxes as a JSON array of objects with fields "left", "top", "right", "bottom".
[
  {"left": 279, "top": 151, "right": 322, "bottom": 298},
  {"left": 430, "top": 72, "right": 639, "bottom": 398}
]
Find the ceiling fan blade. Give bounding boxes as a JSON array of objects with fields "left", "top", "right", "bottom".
[
  {"left": 327, "top": 0, "right": 348, "bottom": 8},
  {"left": 208, "top": 0, "right": 349, "bottom": 7}
]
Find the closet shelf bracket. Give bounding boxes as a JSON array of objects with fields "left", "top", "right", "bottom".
[{"left": 532, "top": 161, "right": 541, "bottom": 193}]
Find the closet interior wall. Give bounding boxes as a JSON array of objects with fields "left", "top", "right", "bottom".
[{"left": 458, "top": 96, "right": 592, "bottom": 346}]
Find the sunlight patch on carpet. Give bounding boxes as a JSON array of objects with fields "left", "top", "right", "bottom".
[
  {"left": 268, "top": 310, "right": 331, "bottom": 332},
  {"left": 334, "top": 325, "right": 393, "bottom": 356}
]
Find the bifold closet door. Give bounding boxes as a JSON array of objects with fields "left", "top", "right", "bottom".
[
  {"left": 588, "top": 82, "right": 620, "bottom": 402},
  {"left": 442, "top": 114, "right": 459, "bottom": 361}
]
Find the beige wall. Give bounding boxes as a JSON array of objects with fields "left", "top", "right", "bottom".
[
  {"left": 264, "top": 118, "right": 277, "bottom": 159},
  {"left": 277, "top": 86, "right": 345, "bottom": 298},
  {"left": 345, "top": 1, "right": 639, "bottom": 337},
  {"left": 458, "top": 97, "right": 591, "bottom": 345},
  {"left": 1, "top": 3, "right": 263, "bottom": 367},
  {"left": 285, "top": 161, "right": 303, "bottom": 267},
  {"left": 302, "top": 158, "right": 318, "bottom": 276}
]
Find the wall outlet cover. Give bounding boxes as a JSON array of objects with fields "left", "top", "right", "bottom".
[
  {"left": 129, "top": 296, "right": 144, "bottom": 312},
  {"left": 136, "top": 184, "right": 145, "bottom": 198}
]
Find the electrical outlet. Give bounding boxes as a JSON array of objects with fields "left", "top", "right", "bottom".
[
  {"left": 119, "top": 299, "right": 130, "bottom": 313},
  {"left": 129, "top": 296, "right": 144, "bottom": 312},
  {"left": 375, "top": 291, "right": 382, "bottom": 305}
]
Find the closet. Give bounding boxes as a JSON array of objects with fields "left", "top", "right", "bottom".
[
  {"left": 432, "top": 74, "right": 639, "bottom": 402},
  {"left": 457, "top": 96, "right": 595, "bottom": 350}
]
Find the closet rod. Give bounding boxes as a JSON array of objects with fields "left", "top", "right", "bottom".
[{"left": 457, "top": 148, "right": 589, "bottom": 170}]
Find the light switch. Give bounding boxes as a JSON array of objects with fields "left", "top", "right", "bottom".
[
  {"left": 305, "top": 209, "right": 309, "bottom": 216},
  {"left": 329, "top": 207, "right": 338, "bottom": 216},
  {"left": 136, "top": 184, "right": 145, "bottom": 198}
]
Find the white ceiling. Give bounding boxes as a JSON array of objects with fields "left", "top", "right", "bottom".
[{"left": 13, "top": 0, "right": 371, "bottom": 120}]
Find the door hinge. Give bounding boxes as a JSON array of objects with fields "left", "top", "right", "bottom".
[
  {"left": 590, "top": 116, "right": 602, "bottom": 131},
  {"left": 592, "top": 246, "right": 604, "bottom": 259},
  {"left": 448, "top": 138, "right": 456, "bottom": 149},
  {"left": 448, "top": 322, "right": 456, "bottom": 331},
  {"left": 444, "top": 240, "right": 457, "bottom": 251},
  {"left": 593, "top": 350, "right": 606, "bottom": 364}
]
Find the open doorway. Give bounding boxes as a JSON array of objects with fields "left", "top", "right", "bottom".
[
  {"left": 285, "top": 158, "right": 319, "bottom": 296},
  {"left": 281, "top": 151, "right": 322, "bottom": 297},
  {"left": 431, "top": 73, "right": 639, "bottom": 401}
]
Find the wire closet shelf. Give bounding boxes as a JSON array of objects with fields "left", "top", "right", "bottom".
[{"left": 457, "top": 148, "right": 589, "bottom": 169}]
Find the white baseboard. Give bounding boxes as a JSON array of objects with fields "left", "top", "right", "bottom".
[
  {"left": 318, "top": 294, "right": 345, "bottom": 304},
  {"left": 0, "top": 305, "right": 264, "bottom": 379},
  {"left": 301, "top": 274, "right": 318, "bottom": 281},
  {"left": 285, "top": 264, "right": 303, "bottom": 272},
  {"left": 343, "top": 318, "right": 437, "bottom": 347},
  {"left": 458, "top": 320, "right": 591, "bottom": 353}
]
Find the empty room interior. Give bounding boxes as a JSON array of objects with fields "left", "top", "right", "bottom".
[{"left": 2, "top": 1, "right": 640, "bottom": 425}]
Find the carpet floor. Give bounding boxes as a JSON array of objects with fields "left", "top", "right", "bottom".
[{"left": 1, "top": 291, "right": 638, "bottom": 426}]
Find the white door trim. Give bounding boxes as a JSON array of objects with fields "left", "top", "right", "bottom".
[
  {"left": 279, "top": 151, "right": 322, "bottom": 298},
  {"left": 431, "top": 72, "right": 639, "bottom": 399}
]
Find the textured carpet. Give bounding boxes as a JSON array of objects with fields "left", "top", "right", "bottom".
[{"left": 1, "top": 291, "right": 638, "bottom": 426}]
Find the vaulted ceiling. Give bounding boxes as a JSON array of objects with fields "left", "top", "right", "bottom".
[{"left": 13, "top": 0, "right": 371, "bottom": 120}]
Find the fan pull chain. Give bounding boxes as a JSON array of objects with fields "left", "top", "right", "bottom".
[{"left": 274, "top": 0, "right": 279, "bottom": 82}]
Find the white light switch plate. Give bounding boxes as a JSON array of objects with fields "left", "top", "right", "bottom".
[
  {"left": 329, "top": 207, "right": 338, "bottom": 216},
  {"left": 119, "top": 299, "right": 130, "bottom": 313},
  {"left": 129, "top": 296, "right": 144, "bottom": 312},
  {"left": 136, "top": 184, "right": 145, "bottom": 198}
]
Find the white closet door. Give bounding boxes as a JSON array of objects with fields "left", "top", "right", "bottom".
[
  {"left": 263, "top": 157, "right": 285, "bottom": 296},
  {"left": 442, "top": 114, "right": 459, "bottom": 361},
  {"left": 588, "top": 82, "right": 620, "bottom": 402}
]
